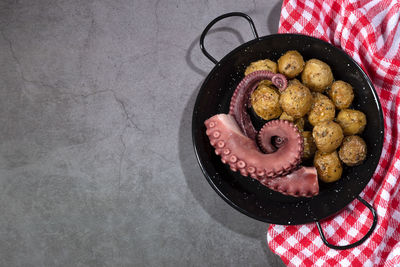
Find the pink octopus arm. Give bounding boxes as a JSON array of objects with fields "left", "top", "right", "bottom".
[{"left": 205, "top": 114, "right": 319, "bottom": 197}]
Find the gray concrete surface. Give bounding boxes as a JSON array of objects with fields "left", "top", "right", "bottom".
[{"left": 0, "top": 0, "right": 285, "bottom": 266}]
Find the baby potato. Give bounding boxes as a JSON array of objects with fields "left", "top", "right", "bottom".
[
  {"left": 278, "top": 50, "right": 305, "bottom": 78},
  {"left": 314, "top": 150, "right": 343, "bottom": 183},
  {"left": 279, "top": 111, "right": 295, "bottom": 121},
  {"left": 288, "top": 78, "right": 302, "bottom": 86},
  {"left": 294, "top": 117, "right": 305, "bottom": 132},
  {"left": 251, "top": 84, "right": 282, "bottom": 120},
  {"left": 336, "top": 109, "right": 367, "bottom": 135},
  {"left": 301, "top": 59, "right": 334, "bottom": 92},
  {"left": 312, "top": 121, "right": 344, "bottom": 153},
  {"left": 302, "top": 131, "right": 316, "bottom": 160},
  {"left": 308, "top": 92, "right": 336, "bottom": 126},
  {"left": 245, "top": 59, "right": 278, "bottom": 76},
  {"left": 339, "top": 135, "right": 367, "bottom": 166},
  {"left": 279, "top": 82, "right": 312, "bottom": 119},
  {"left": 328, "top": 80, "right": 354, "bottom": 109},
  {"left": 279, "top": 112, "right": 305, "bottom": 131}
]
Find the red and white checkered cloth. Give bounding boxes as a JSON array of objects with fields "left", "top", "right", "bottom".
[{"left": 267, "top": 0, "right": 400, "bottom": 266}]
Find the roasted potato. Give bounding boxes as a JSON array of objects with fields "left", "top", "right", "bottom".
[
  {"left": 314, "top": 150, "right": 343, "bottom": 183},
  {"left": 312, "top": 121, "right": 344, "bottom": 153},
  {"left": 336, "top": 109, "right": 367, "bottom": 135},
  {"left": 308, "top": 92, "right": 336, "bottom": 126},
  {"left": 245, "top": 59, "right": 278, "bottom": 76},
  {"left": 301, "top": 59, "right": 334, "bottom": 92},
  {"left": 279, "top": 112, "right": 305, "bottom": 131},
  {"left": 251, "top": 83, "right": 282, "bottom": 120},
  {"left": 328, "top": 80, "right": 354, "bottom": 109},
  {"left": 302, "top": 131, "right": 316, "bottom": 160},
  {"left": 279, "top": 82, "right": 312, "bottom": 119},
  {"left": 288, "top": 78, "right": 302, "bottom": 86},
  {"left": 278, "top": 50, "right": 305, "bottom": 78},
  {"left": 339, "top": 135, "right": 367, "bottom": 166},
  {"left": 279, "top": 111, "right": 295, "bottom": 121}
]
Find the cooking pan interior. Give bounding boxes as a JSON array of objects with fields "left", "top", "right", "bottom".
[{"left": 192, "top": 34, "right": 384, "bottom": 225}]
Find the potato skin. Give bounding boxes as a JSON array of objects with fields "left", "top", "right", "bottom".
[
  {"left": 301, "top": 59, "right": 334, "bottom": 92},
  {"left": 278, "top": 50, "right": 305, "bottom": 78},
  {"left": 302, "top": 131, "right": 316, "bottom": 160},
  {"left": 279, "top": 112, "right": 305, "bottom": 131},
  {"left": 312, "top": 121, "right": 344, "bottom": 153},
  {"left": 279, "top": 82, "right": 312, "bottom": 119},
  {"left": 314, "top": 150, "right": 343, "bottom": 183},
  {"left": 339, "top": 135, "right": 367, "bottom": 166},
  {"left": 308, "top": 92, "right": 336, "bottom": 126},
  {"left": 329, "top": 80, "right": 354, "bottom": 109},
  {"left": 245, "top": 59, "right": 278, "bottom": 76},
  {"left": 279, "top": 111, "right": 295, "bottom": 121},
  {"left": 294, "top": 117, "right": 305, "bottom": 132},
  {"left": 336, "top": 109, "right": 367, "bottom": 135},
  {"left": 251, "top": 84, "right": 282, "bottom": 120},
  {"left": 288, "top": 78, "right": 302, "bottom": 86}
]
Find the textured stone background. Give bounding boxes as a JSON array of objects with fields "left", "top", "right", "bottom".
[{"left": 0, "top": 0, "right": 285, "bottom": 266}]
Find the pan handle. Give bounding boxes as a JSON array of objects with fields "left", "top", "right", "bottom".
[
  {"left": 316, "top": 196, "right": 378, "bottom": 250},
  {"left": 200, "top": 12, "right": 259, "bottom": 64}
]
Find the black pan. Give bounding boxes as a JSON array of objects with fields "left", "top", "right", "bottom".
[{"left": 192, "top": 13, "right": 383, "bottom": 249}]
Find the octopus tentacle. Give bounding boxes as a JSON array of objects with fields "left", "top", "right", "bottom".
[
  {"left": 271, "top": 74, "right": 287, "bottom": 91},
  {"left": 205, "top": 114, "right": 318, "bottom": 197},
  {"left": 228, "top": 71, "right": 288, "bottom": 140},
  {"left": 204, "top": 69, "right": 320, "bottom": 197},
  {"left": 257, "top": 120, "right": 303, "bottom": 171},
  {"left": 205, "top": 115, "right": 302, "bottom": 179},
  {"left": 262, "top": 167, "right": 319, "bottom": 197}
]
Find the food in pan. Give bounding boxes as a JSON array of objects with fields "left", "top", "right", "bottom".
[
  {"left": 301, "top": 59, "right": 334, "bottom": 92},
  {"left": 312, "top": 121, "right": 344, "bottom": 153},
  {"left": 314, "top": 150, "right": 343, "bottom": 183},
  {"left": 277, "top": 50, "right": 305, "bottom": 78},
  {"left": 308, "top": 92, "right": 336, "bottom": 126},
  {"left": 205, "top": 114, "right": 319, "bottom": 197},
  {"left": 336, "top": 109, "right": 367, "bottom": 135},
  {"left": 244, "top": 59, "right": 278, "bottom": 76},
  {"left": 204, "top": 50, "right": 368, "bottom": 197},
  {"left": 279, "top": 80, "right": 312, "bottom": 119},
  {"left": 339, "top": 135, "right": 367, "bottom": 166},
  {"left": 206, "top": 71, "right": 319, "bottom": 197},
  {"left": 250, "top": 82, "right": 282, "bottom": 120},
  {"left": 329, "top": 80, "right": 354, "bottom": 109}
]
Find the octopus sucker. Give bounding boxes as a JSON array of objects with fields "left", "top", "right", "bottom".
[
  {"left": 247, "top": 166, "right": 256, "bottom": 173},
  {"left": 217, "top": 141, "right": 225, "bottom": 148}
]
